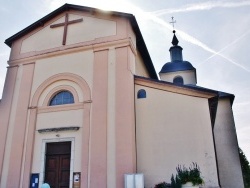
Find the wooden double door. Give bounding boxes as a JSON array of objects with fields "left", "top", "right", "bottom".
[{"left": 44, "top": 142, "right": 71, "bottom": 188}]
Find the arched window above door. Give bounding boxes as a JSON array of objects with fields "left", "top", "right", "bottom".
[{"left": 49, "top": 90, "right": 74, "bottom": 106}]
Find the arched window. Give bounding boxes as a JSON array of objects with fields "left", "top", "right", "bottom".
[
  {"left": 49, "top": 91, "right": 74, "bottom": 106},
  {"left": 173, "top": 76, "right": 184, "bottom": 85},
  {"left": 137, "top": 89, "right": 146, "bottom": 99}
]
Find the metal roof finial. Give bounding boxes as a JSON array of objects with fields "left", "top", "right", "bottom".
[
  {"left": 170, "top": 16, "right": 176, "bottom": 30},
  {"left": 170, "top": 17, "right": 178, "bottom": 46}
]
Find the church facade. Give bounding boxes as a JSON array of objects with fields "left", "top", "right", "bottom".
[{"left": 0, "top": 4, "right": 244, "bottom": 188}]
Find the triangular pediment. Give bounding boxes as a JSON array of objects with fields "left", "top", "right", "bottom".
[
  {"left": 5, "top": 4, "right": 158, "bottom": 79},
  {"left": 20, "top": 13, "right": 116, "bottom": 53}
]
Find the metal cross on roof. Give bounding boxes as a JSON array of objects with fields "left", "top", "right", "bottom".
[
  {"left": 170, "top": 16, "right": 176, "bottom": 30},
  {"left": 50, "top": 13, "right": 83, "bottom": 45}
]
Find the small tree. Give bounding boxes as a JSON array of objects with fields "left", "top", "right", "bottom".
[{"left": 239, "top": 148, "right": 250, "bottom": 188}]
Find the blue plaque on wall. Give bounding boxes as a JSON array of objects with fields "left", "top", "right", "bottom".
[{"left": 30, "top": 173, "right": 39, "bottom": 188}]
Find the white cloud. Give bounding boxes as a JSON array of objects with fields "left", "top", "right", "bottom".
[
  {"left": 234, "top": 101, "right": 250, "bottom": 106},
  {"left": 0, "top": 52, "right": 9, "bottom": 57},
  {"left": 47, "top": 0, "right": 129, "bottom": 13},
  {"left": 150, "top": 0, "right": 250, "bottom": 16},
  {"left": 0, "top": 6, "right": 9, "bottom": 13}
]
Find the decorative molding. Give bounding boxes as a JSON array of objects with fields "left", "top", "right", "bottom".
[
  {"left": 38, "top": 126, "right": 80, "bottom": 133},
  {"left": 38, "top": 102, "right": 84, "bottom": 113},
  {"left": 135, "top": 77, "right": 216, "bottom": 99},
  {"left": 31, "top": 73, "right": 91, "bottom": 107},
  {"left": 83, "top": 100, "right": 92, "bottom": 103},
  {"left": 7, "top": 65, "right": 19, "bottom": 68},
  {"left": 28, "top": 106, "right": 37, "bottom": 109},
  {"left": 9, "top": 38, "right": 136, "bottom": 65},
  {"left": 23, "top": 62, "right": 35, "bottom": 66}
]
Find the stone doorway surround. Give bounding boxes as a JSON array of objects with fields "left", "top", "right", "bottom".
[{"left": 39, "top": 137, "right": 75, "bottom": 188}]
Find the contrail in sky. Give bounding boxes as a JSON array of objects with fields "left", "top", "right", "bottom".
[
  {"left": 198, "top": 29, "right": 250, "bottom": 72},
  {"left": 122, "top": 1, "right": 250, "bottom": 72},
  {"left": 127, "top": 3, "right": 250, "bottom": 72},
  {"left": 48, "top": 0, "right": 250, "bottom": 72},
  {"left": 150, "top": 1, "right": 250, "bottom": 16}
]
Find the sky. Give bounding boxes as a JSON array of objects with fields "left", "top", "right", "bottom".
[{"left": 0, "top": 0, "right": 250, "bottom": 160}]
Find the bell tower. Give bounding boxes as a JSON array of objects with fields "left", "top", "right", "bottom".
[{"left": 159, "top": 30, "right": 197, "bottom": 85}]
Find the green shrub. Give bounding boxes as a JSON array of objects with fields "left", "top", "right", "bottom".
[
  {"left": 171, "top": 162, "right": 204, "bottom": 187},
  {"left": 154, "top": 181, "right": 171, "bottom": 188}
]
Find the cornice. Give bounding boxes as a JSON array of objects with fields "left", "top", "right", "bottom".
[{"left": 8, "top": 38, "right": 137, "bottom": 66}]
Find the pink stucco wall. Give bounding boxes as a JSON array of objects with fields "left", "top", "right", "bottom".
[
  {"left": 6, "top": 63, "right": 35, "bottom": 187},
  {"left": 0, "top": 66, "right": 18, "bottom": 178}
]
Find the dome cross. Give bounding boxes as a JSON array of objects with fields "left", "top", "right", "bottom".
[{"left": 170, "top": 16, "right": 176, "bottom": 30}]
